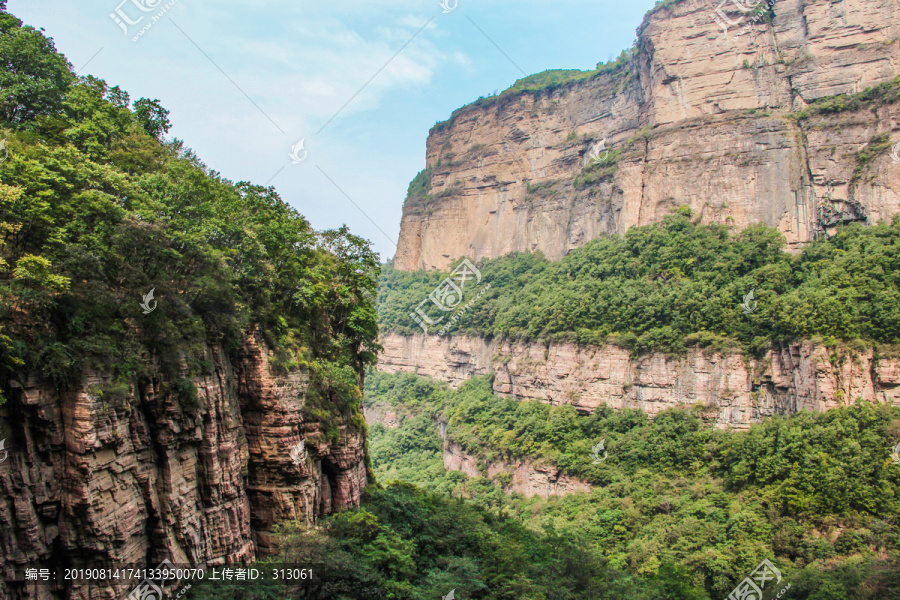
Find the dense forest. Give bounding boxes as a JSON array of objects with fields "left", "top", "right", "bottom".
[
  {"left": 4, "top": 2, "right": 900, "bottom": 599},
  {"left": 187, "top": 370, "right": 900, "bottom": 599},
  {"left": 0, "top": 5, "right": 380, "bottom": 410},
  {"left": 378, "top": 210, "right": 900, "bottom": 356},
  {"left": 361, "top": 371, "right": 900, "bottom": 600}
]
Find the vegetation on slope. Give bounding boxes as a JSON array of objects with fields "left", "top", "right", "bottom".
[
  {"left": 430, "top": 49, "right": 635, "bottom": 135},
  {"left": 0, "top": 6, "right": 380, "bottom": 409},
  {"left": 378, "top": 210, "right": 900, "bottom": 356},
  {"left": 186, "top": 480, "right": 717, "bottom": 600},
  {"left": 362, "top": 370, "right": 900, "bottom": 599},
  {"left": 794, "top": 75, "right": 900, "bottom": 120},
  {"left": 402, "top": 166, "right": 464, "bottom": 215}
]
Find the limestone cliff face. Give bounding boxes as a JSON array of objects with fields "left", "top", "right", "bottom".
[
  {"left": 0, "top": 328, "right": 367, "bottom": 599},
  {"left": 395, "top": 0, "right": 900, "bottom": 271},
  {"left": 440, "top": 441, "right": 591, "bottom": 499},
  {"left": 365, "top": 403, "right": 591, "bottom": 498},
  {"left": 378, "top": 333, "right": 900, "bottom": 429}
]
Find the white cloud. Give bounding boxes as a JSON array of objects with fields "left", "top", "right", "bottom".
[
  {"left": 398, "top": 15, "right": 437, "bottom": 30},
  {"left": 170, "top": 8, "right": 452, "bottom": 126}
]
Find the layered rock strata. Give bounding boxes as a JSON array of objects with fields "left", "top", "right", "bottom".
[
  {"left": 0, "top": 329, "right": 367, "bottom": 599},
  {"left": 395, "top": 0, "right": 900, "bottom": 271},
  {"left": 378, "top": 332, "right": 900, "bottom": 429}
]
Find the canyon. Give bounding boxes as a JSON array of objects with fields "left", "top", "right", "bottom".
[
  {"left": 0, "top": 329, "right": 367, "bottom": 599},
  {"left": 378, "top": 332, "right": 900, "bottom": 429},
  {"left": 4, "top": 0, "right": 900, "bottom": 596},
  {"left": 394, "top": 0, "right": 900, "bottom": 272}
]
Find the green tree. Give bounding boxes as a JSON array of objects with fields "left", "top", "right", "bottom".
[
  {"left": 133, "top": 97, "right": 171, "bottom": 138},
  {"left": 0, "top": 10, "right": 73, "bottom": 125}
]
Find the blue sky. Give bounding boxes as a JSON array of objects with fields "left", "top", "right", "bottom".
[{"left": 10, "top": 0, "right": 658, "bottom": 260}]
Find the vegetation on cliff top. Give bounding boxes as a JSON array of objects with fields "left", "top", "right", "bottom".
[
  {"left": 0, "top": 7, "right": 380, "bottom": 406},
  {"left": 378, "top": 210, "right": 900, "bottom": 356},
  {"left": 430, "top": 48, "right": 635, "bottom": 135},
  {"left": 360, "top": 370, "right": 900, "bottom": 599},
  {"left": 428, "top": 0, "right": 681, "bottom": 136}
]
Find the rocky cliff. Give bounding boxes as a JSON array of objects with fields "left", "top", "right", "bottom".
[
  {"left": 0, "top": 328, "right": 367, "bottom": 600},
  {"left": 365, "top": 402, "right": 591, "bottom": 498},
  {"left": 378, "top": 333, "right": 900, "bottom": 429},
  {"left": 395, "top": 0, "right": 900, "bottom": 271},
  {"left": 440, "top": 440, "right": 591, "bottom": 499}
]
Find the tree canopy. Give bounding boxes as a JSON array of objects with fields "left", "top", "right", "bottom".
[
  {"left": 0, "top": 10, "right": 380, "bottom": 409},
  {"left": 378, "top": 213, "right": 900, "bottom": 356}
]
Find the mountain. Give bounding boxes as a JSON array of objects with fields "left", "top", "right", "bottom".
[
  {"left": 2, "top": 1, "right": 900, "bottom": 599},
  {"left": 366, "top": 3, "right": 900, "bottom": 595},
  {"left": 394, "top": 0, "right": 900, "bottom": 271},
  {"left": 0, "top": 7, "right": 378, "bottom": 598}
]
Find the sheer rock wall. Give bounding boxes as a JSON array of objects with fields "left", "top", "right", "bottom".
[
  {"left": 0, "top": 329, "right": 367, "bottom": 599},
  {"left": 395, "top": 0, "right": 900, "bottom": 271},
  {"left": 379, "top": 332, "right": 900, "bottom": 429}
]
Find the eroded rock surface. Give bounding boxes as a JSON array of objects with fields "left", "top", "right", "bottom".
[
  {"left": 440, "top": 441, "right": 592, "bottom": 499},
  {"left": 379, "top": 332, "right": 900, "bottom": 429},
  {"left": 0, "top": 329, "right": 367, "bottom": 599},
  {"left": 395, "top": 0, "right": 900, "bottom": 271}
]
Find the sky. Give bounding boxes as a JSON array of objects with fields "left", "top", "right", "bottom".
[{"left": 9, "top": 0, "right": 659, "bottom": 260}]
